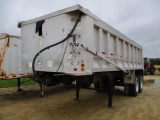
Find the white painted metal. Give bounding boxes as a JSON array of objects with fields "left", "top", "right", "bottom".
[
  {"left": 19, "top": 5, "right": 143, "bottom": 76},
  {"left": 81, "top": 44, "right": 128, "bottom": 73},
  {"left": 0, "top": 33, "right": 21, "bottom": 79}
]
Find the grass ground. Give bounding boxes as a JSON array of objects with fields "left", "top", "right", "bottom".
[{"left": 0, "top": 78, "right": 37, "bottom": 88}]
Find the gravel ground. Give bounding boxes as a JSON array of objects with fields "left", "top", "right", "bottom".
[{"left": 0, "top": 74, "right": 160, "bottom": 120}]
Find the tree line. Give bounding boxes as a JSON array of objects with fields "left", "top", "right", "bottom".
[{"left": 150, "top": 58, "right": 160, "bottom": 65}]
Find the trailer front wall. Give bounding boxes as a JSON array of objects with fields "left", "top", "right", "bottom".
[{"left": 21, "top": 12, "right": 88, "bottom": 75}]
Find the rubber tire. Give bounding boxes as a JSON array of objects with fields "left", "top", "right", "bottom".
[
  {"left": 81, "top": 82, "right": 91, "bottom": 88},
  {"left": 124, "top": 84, "right": 130, "bottom": 95},
  {"left": 63, "top": 80, "right": 73, "bottom": 85},
  {"left": 138, "top": 75, "right": 143, "bottom": 93},
  {"left": 94, "top": 81, "right": 98, "bottom": 89},
  {"left": 129, "top": 76, "right": 139, "bottom": 96},
  {"left": 81, "top": 76, "right": 93, "bottom": 88},
  {"left": 149, "top": 66, "right": 155, "bottom": 75},
  {"left": 94, "top": 81, "right": 100, "bottom": 92}
]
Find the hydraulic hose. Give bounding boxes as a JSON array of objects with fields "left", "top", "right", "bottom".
[{"left": 32, "top": 12, "right": 82, "bottom": 83}]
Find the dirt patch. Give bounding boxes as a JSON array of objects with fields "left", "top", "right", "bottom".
[
  {"left": 144, "top": 72, "right": 160, "bottom": 80},
  {"left": 0, "top": 75, "right": 160, "bottom": 120}
]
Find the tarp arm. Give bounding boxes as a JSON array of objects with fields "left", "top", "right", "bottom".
[{"left": 81, "top": 44, "right": 128, "bottom": 74}]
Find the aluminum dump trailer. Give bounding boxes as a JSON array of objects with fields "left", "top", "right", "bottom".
[
  {"left": 18, "top": 5, "right": 144, "bottom": 107},
  {"left": 0, "top": 33, "right": 21, "bottom": 79}
]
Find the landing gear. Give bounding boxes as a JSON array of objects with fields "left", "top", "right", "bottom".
[
  {"left": 94, "top": 75, "right": 114, "bottom": 108},
  {"left": 17, "top": 78, "right": 23, "bottom": 92},
  {"left": 75, "top": 79, "right": 80, "bottom": 101},
  {"left": 108, "top": 77, "right": 113, "bottom": 108},
  {"left": 39, "top": 83, "right": 45, "bottom": 98}
]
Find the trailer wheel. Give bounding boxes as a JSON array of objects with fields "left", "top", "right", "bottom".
[
  {"left": 138, "top": 75, "right": 143, "bottom": 93},
  {"left": 149, "top": 65, "right": 155, "bottom": 75},
  {"left": 81, "top": 82, "right": 92, "bottom": 88},
  {"left": 124, "top": 84, "right": 130, "bottom": 95},
  {"left": 129, "top": 76, "right": 139, "bottom": 96},
  {"left": 94, "top": 81, "right": 100, "bottom": 92},
  {"left": 63, "top": 76, "right": 75, "bottom": 85},
  {"left": 81, "top": 76, "right": 93, "bottom": 88},
  {"left": 63, "top": 81, "right": 73, "bottom": 85}
]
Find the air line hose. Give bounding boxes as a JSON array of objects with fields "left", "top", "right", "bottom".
[{"left": 32, "top": 12, "right": 82, "bottom": 84}]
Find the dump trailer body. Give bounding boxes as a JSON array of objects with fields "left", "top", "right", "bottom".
[
  {"left": 19, "top": 5, "right": 143, "bottom": 76},
  {"left": 19, "top": 5, "right": 144, "bottom": 107},
  {"left": 0, "top": 33, "right": 21, "bottom": 79}
]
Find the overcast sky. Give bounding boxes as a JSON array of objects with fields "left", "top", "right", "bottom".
[{"left": 0, "top": 0, "right": 159, "bottom": 58}]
